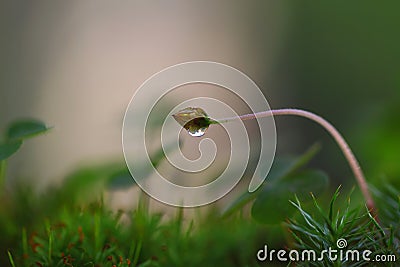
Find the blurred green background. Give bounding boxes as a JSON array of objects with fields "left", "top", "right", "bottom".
[{"left": 275, "top": 2, "right": 400, "bottom": 187}]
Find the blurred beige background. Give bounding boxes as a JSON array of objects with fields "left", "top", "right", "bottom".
[{"left": 0, "top": 2, "right": 286, "bottom": 188}]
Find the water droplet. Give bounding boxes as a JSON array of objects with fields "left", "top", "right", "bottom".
[
  {"left": 187, "top": 124, "right": 208, "bottom": 137},
  {"left": 184, "top": 118, "right": 209, "bottom": 137},
  {"left": 188, "top": 128, "right": 207, "bottom": 137},
  {"left": 172, "top": 107, "right": 212, "bottom": 137}
]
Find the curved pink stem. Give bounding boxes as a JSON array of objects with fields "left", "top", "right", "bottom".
[{"left": 219, "top": 108, "right": 376, "bottom": 213}]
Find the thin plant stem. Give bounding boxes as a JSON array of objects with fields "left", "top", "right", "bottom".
[{"left": 218, "top": 108, "right": 376, "bottom": 214}]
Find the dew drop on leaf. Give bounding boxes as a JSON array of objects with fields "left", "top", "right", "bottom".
[
  {"left": 184, "top": 118, "right": 208, "bottom": 137},
  {"left": 172, "top": 107, "right": 212, "bottom": 137}
]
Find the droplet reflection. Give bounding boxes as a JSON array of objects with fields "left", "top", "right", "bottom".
[{"left": 172, "top": 107, "right": 213, "bottom": 137}]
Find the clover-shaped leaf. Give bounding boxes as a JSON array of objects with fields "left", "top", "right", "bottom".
[
  {"left": 0, "top": 119, "right": 51, "bottom": 161},
  {"left": 251, "top": 170, "right": 329, "bottom": 224},
  {"left": 0, "top": 140, "right": 22, "bottom": 161},
  {"left": 7, "top": 119, "right": 51, "bottom": 141}
]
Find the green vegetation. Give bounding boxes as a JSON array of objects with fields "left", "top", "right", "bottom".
[
  {"left": 288, "top": 187, "right": 399, "bottom": 266},
  {"left": 0, "top": 119, "right": 398, "bottom": 266}
]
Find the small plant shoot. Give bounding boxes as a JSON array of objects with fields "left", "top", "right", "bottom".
[
  {"left": 172, "top": 106, "right": 376, "bottom": 215},
  {"left": 172, "top": 107, "right": 216, "bottom": 137},
  {"left": 0, "top": 119, "right": 51, "bottom": 188}
]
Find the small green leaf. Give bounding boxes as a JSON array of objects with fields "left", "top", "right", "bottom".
[
  {"left": 172, "top": 107, "right": 209, "bottom": 127},
  {"left": 107, "top": 168, "right": 135, "bottom": 190},
  {"left": 6, "top": 119, "right": 51, "bottom": 141},
  {"left": 221, "top": 190, "right": 258, "bottom": 218},
  {"left": 285, "top": 143, "right": 321, "bottom": 176},
  {"left": 61, "top": 168, "right": 102, "bottom": 200},
  {"left": 172, "top": 107, "right": 213, "bottom": 137},
  {"left": 222, "top": 144, "right": 321, "bottom": 218},
  {"left": 0, "top": 140, "right": 23, "bottom": 161},
  {"left": 278, "top": 170, "right": 329, "bottom": 201},
  {"left": 222, "top": 158, "right": 299, "bottom": 217},
  {"left": 251, "top": 186, "right": 296, "bottom": 225},
  {"left": 251, "top": 170, "right": 329, "bottom": 224}
]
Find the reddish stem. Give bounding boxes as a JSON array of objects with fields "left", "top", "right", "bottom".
[{"left": 219, "top": 108, "right": 376, "bottom": 214}]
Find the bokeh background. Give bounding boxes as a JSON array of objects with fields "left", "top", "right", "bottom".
[{"left": 1, "top": 1, "right": 399, "bottom": 192}]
